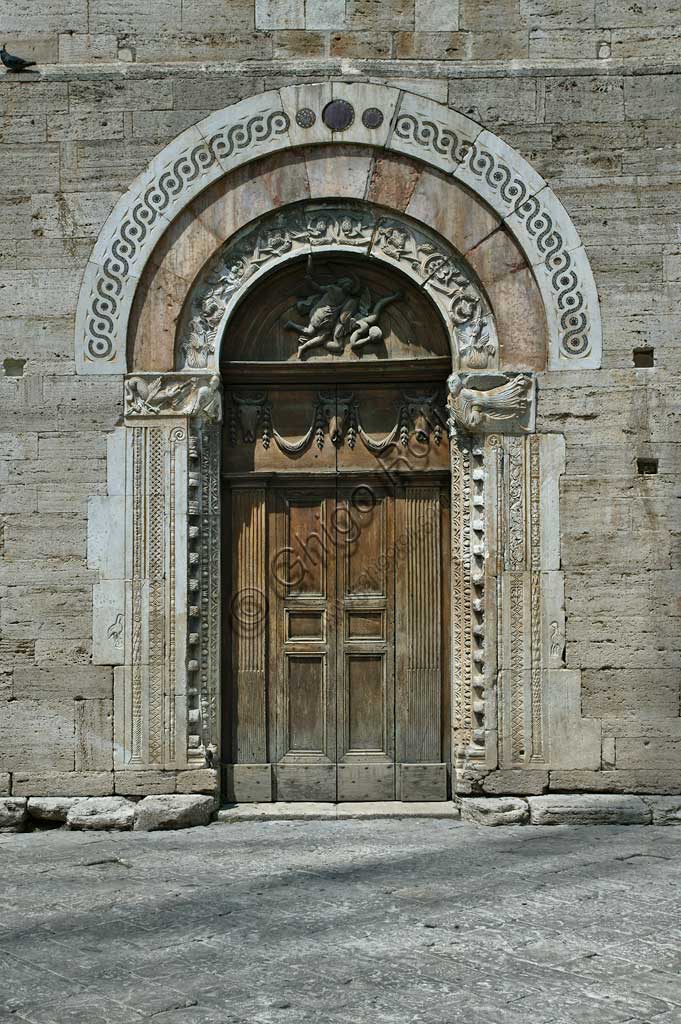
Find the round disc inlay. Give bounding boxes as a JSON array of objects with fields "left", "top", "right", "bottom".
[
  {"left": 322, "top": 99, "right": 355, "bottom": 132},
  {"left": 295, "top": 107, "right": 316, "bottom": 128},
  {"left": 362, "top": 107, "right": 384, "bottom": 129}
]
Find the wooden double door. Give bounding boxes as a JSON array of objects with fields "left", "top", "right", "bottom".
[{"left": 225, "top": 477, "right": 451, "bottom": 802}]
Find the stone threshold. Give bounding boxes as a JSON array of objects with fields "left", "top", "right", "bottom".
[{"left": 217, "top": 802, "right": 460, "bottom": 822}]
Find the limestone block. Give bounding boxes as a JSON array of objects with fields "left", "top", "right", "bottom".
[
  {"left": 30, "top": 191, "right": 118, "bottom": 241},
  {"left": 482, "top": 770, "right": 549, "bottom": 796},
  {"left": 47, "top": 112, "right": 125, "bottom": 144},
  {"left": 539, "top": 435, "right": 565, "bottom": 571},
  {"left": 0, "top": 83, "right": 68, "bottom": 116},
  {"left": 642, "top": 797, "right": 681, "bottom": 825},
  {"left": 67, "top": 796, "right": 135, "bottom": 830},
  {"left": 114, "top": 771, "right": 176, "bottom": 796},
  {"left": 89, "top": 0, "right": 182, "bottom": 33},
  {"left": 92, "top": 581, "right": 125, "bottom": 666},
  {"left": 132, "top": 110, "right": 207, "bottom": 146},
  {"left": 134, "top": 794, "right": 215, "bottom": 831},
  {"left": 460, "top": 797, "right": 529, "bottom": 826},
  {"left": 69, "top": 80, "right": 174, "bottom": 115},
  {"left": 28, "top": 796, "right": 83, "bottom": 822},
  {"left": 330, "top": 33, "right": 392, "bottom": 57},
  {"left": 256, "top": 0, "right": 304, "bottom": 28},
  {"left": 449, "top": 77, "right": 537, "bottom": 127},
  {"left": 395, "top": 32, "right": 468, "bottom": 60},
  {"left": 0, "top": 773, "right": 9, "bottom": 795},
  {"left": 0, "top": 700, "right": 74, "bottom": 772},
  {"left": 12, "top": 771, "right": 114, "bottom": 797},
  {"left": 175, "top": 769, "right": 219, "bottom": 794},
  {"left": 549, "top": 770, "right": 681, "bottom": 795},
  {"left": 416, "top": 0, "right": 459, "bottom": 30},
  {"left": 346, "top": 0, "right": 414, "bottom": 29},
  {"left": 0, "top": 797, "right": 28, "bottom": 833},
  {"left": 12, "top": 665, "right": 112, "bottom": 701},
  {"left": 0, "top": 0, "right": 87, "bottom": 32},
  {"left": 546, "top": 670, "right": 601, "bottom": 770},
  {"left": 58, "top": 33, "right": 118, "bottom": 62},
  {"left": 0, "top": 269, "right": 80, "bottom": 317},
  {"left": 616, "top": 737, "right": 681, "bottom": 770},
  {"left": 577, "top": 671, "right": 679, "bottom": 720},
  {"left": 75, "top": 699, "right": 113, "bottom": 771},
  {"left": 173, "top": 77, "right": 261, "bottom": 112},
  {"left": 87, "top": 496, "right": 125, "bottom": 579},
  {"left": 306, "top": 0, "right": 345, "bottom": 29},
  {"left": 528, "top": 794, "right": 651, "bottom": 826},
  {"left": 545, "top": 76, "right": 625, "bottom": 124}
]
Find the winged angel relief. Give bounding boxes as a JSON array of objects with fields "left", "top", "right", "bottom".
[
  {"left": 447, "top": 372, "right": 533, "bottom": 434},
  {"left": 285, "top": 258, "right": 401, "bottom": 357}
]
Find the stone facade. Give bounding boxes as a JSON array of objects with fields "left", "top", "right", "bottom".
[{"left": 1, "top": 0, "right": 681, "bottom": 817}]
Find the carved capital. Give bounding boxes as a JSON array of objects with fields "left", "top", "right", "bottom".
[
  {"left": 447, "top": 371, "right": 536, "bottom": 436},
  {"left": 125, "top": 373, "right": 222, "bottom": 423}
]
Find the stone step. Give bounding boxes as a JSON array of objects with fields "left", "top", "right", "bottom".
[{"left": 217, "top": 802, "right": 461, "bottom": 822}]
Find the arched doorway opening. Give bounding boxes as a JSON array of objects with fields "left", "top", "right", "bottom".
[{"left": 220, "top": 250, "right": 454, "bottom": 801}]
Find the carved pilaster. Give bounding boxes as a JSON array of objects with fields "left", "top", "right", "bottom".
[
  {"left": 112, "top": 372, "right": 222, "bottom": 771},
  {"left": 451, "top": 432, "right": 488, "bottom": 781},
  {"left": 118, "top": 418, "right": 189, "bottom": 769}
]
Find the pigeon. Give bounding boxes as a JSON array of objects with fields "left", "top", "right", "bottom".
[{"left": 0, "top": 45, "right": 37, "bottom": 72}]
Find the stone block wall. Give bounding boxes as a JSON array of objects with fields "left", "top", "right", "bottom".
[{"left": 1, "top": 0, "right": 681, "bottom": 798}]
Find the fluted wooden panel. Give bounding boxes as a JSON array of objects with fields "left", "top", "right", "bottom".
[
  {"left": 231, "top": 488, "right": 267, "bottom": 763},
  {"left": 400, "top": 488, "right": 441, "bottom": 763}
]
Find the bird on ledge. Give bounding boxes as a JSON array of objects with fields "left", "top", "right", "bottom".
[{"left": 0, "top": 45, "right": 37, "bottom": 72}]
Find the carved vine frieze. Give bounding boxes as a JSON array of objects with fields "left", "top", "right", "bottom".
[
  {"left": 178, "top": 202, "right": 494, "bottom": 371},
  {"left": 447, "top": 371, "right": 535, "bottom": 436},
  {"left": 226, "top": 389, "right": 446, "bottom": 455}
]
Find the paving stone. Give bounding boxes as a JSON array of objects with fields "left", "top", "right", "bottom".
[
  {"left": 0, "top": 797, "right": 27, "bottom": 832},
  {"left": 528, "top": 794, "right": 652, "bottom": 825},
  {"left": 460, "top": 797, "right": 530, "bottom": 826},
  {"left": 134, "top": 794, "right": 215, "bottom": 831},
  {"left": 66, "top": 796, "right": 136, "bottom": 830}
]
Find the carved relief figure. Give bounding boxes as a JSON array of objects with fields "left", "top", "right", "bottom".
[
  {"left": 448, "top": 372, "right": 533, "bottom": 434},
  {"left": 285, "top": 259, "right": 401, "bottom": 357},
  {"left": 125, "top": 374, "right": 222, "bottom": 421}
]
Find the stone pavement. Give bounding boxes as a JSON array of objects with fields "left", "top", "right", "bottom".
[{"left": 2, "top": 820, "right": 681, "bottom": 1024}]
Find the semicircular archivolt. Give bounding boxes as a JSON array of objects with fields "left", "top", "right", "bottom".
[{"left": 176, "top": 199, "right": 497, "bottom": 373}]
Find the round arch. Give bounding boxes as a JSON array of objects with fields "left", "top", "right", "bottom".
[{"left": 75, "top": 81, "right": 601, "bottom": 376}]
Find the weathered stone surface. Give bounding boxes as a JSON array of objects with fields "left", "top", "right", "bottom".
[
  {"left": 134, "top": 795, "right": 215, "bottom": 831},
  {"left": 528, "top": 794, "right": 652, "bottom": 826},
  {"left": 12, "top": 771, "right": 114, "bottom": 797},
  {"left": 0, "top": 699, "right": 74, "bottom": 772},
  {"left": 460, "top": 797, "right": 529, "bottom": 826},
  {"left": 175, "top": 769, "right": 219, "bottom": 794},
  {"left": 114, "top": 771, "right": 176, "bottom": 796},
  {"left": 66, "top": 796, "right": 135, "bottom": 830},
  {"left": 482, "top": 770, "right": 549, "bottom": 796},
  {"left": 642, "top": 796, "right": 681, "bottom": 825},
  {"left": 550, "top": 770, "right": 681, "bottom": 795},
  {"left": 28, "top": 796, "right": 83, "bottom": 822},
  {"left": 0, "top": 773, "right": 10, "bottom": 796},
  {"left": 0, "top": 797, "right": 27, "bottom": 832}
]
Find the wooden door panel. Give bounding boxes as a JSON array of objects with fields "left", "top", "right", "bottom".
[
  {"left": 337, "top": 487, "right": 395, "bottom": 799},
  {"left": 270, "top": 487, "right": 336, "bottom": 800},
  {"left": 225, "top": 487, "right": 272, "bottom": 802},
  {"left": 347, "top": 654, "right": 386, "bottom": 752},
  {"left": 395, "top": 486, "right": 447, "bottom": 800},
  {"left": 287, "top": 655, "right": 327, "bottom": 754}
]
